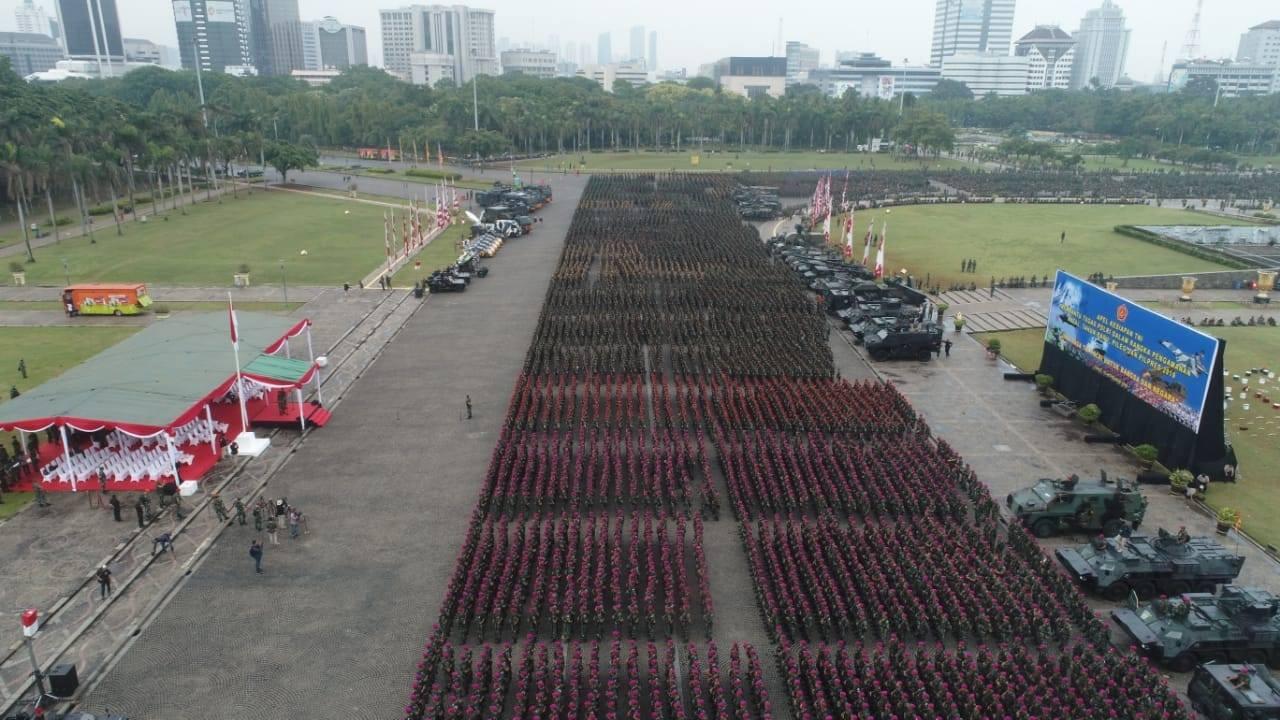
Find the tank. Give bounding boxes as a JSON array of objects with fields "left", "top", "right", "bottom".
[
  {"left": 1188, "top": 663, "right": 1280, "bottom": 720},
  {"left": 1006, "top": 473, "right": 1146, "bottom": 538},
  {"left": 864, "top": 325, "right": 943, "bottom": 361},
  {"left": 1112, "top": 586, "right": 1280, "bottom": 673},
  {"left": 1056, "top": 528, "right": 1245, "bottom": 601}
]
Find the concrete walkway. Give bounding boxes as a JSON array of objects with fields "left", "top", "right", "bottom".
[{"left": 0, "top": 285, "right": 329, "bottom": 303}]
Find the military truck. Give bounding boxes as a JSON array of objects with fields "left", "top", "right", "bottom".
[
  {"left": 1056, "top": 528, "right": 1245, "bottom": 601},
  {"left": 864, "top": 325, "right": 942, "bottom": 361},
  {"left": 1113, "top": 586, "right": 1280, "bottom": 673},
  {"left": 1006, "top": 473, "right": 1146, "bottom": 538},
  {"left": 1188, "top": 663, "right": 1280, "bottom": 720}
]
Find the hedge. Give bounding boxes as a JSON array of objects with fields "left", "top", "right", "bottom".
[
  {"left": 1113, "top": 225, "right": 1252, "bottom": 270},
  {"left": 405, "top": 168, "right": 463, "bottom": 181}
]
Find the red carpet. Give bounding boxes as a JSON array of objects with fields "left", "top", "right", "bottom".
[{"left": 251, "top": 401, "right": 331, "bottom": 428}]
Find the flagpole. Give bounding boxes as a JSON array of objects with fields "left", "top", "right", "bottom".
[{"left": 229, "top": 293, "right": 250, "bottom": 433}]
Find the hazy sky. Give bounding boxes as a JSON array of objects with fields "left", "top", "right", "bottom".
[{"left": 1, "top": 0, "right": 1272, "bottom": 82}]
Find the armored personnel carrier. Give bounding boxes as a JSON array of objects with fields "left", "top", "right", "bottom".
[
  {"left": 1188, "top": 663, "right": 1280, "bottom": 720},
  {"left": 1113, "top": 586, "right": 1280, "bottom": 672},
  {"left": 864, "top": 325, "right": 942, "bottom": 361},
  {"left": 1056, "top": 528, "right": 1245, "bottom": 601},
  {"left": 1006, "top": 473, "right": 1146, "bottom": 538}
]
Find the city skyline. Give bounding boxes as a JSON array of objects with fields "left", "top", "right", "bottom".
[{"left": 0, "top": 0, "right": 1269, "bottom": 82}]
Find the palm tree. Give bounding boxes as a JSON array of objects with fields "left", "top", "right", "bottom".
[{"left": 1, "top": 141, "right": 36, "bottom": 262}]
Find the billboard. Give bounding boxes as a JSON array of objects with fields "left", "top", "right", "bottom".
[
  {"left": 1045, "top": 270, "right": 1220, "bottom": 432},
  {"left": 877, "top": 75, "right": 896, "bottom": 101},
  {"left": 172, "top": 0, "right": 192, "bottom": 23},
  {"left": 207, "top": 1, "right": 237, "bottom": 23}
]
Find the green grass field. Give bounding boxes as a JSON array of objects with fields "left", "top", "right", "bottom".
[
  {"left": 389, "top": 224, "right": 472, "bottom": 287},
  {"left": 319, "top": 166, "right": 494, "bottom": 191},
  {"left": 9, "top": 191, "right": 394, "bottom": 287},
  {"left": 1, "top": 326, "right": 140, "bottom": 513},
  {"left": 844, "top": 204, "right": 1243, "bottom": 289},
  {"left": 974, "top": 325, "right": 1280, "bottom": 549},
  {"left": 0, "top": 300, "right": 300, "bottom": 313},
  {"left": 514, "top": 150, "right": 967, "bottom": 173}
]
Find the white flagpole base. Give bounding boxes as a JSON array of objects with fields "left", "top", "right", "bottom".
[{"left": 233, "top": 431, "right": 271, "bottom": 457}]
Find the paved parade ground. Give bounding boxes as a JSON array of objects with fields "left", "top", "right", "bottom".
[{"left": 73, "top": 176, "right": 587, "bottom": 718}]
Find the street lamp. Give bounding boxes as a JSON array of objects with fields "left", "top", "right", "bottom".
[
  {"left": 61, "top": 259, "right": 69, "bottom": 286},
  {"left": 280, "top": 261, "right": 288, "bottom": 304}
]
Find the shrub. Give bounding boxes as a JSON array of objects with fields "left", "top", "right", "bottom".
[
  {"left": 1168, "top": 469, "right": 1193, "bottom": 491},
  {"left": 45, "top": 216, "right": 73, "bottom": 227},
  {"left": 985, "top": 338, "right": 1002, "bottom": 354},
  {"left": 1034, "top": 374, "right": 1054, "bottom": 391},
  {"left": 237, "top": 263, "right": 252, "bottom": 274},
  {"left": 367, "top": 167, "right": 395, "bottom": 174},
  {"left": 89, "top": 202, "right": 131, "bottom": 216},
  {"left": 9, "top": 261, "right": 26, "bottom": 273},
  {"left": 1217, "top": 506, "right": 1240, "bottom": 524},
  {"left": 1132, "top": 443, "right": 1159, "bottom": 465},
  {"left": 1078, "top": 403, "right": 1101, "bottom": 424},
  {"left": 405, "top": 168, "right": 463, "bottom": 182}
]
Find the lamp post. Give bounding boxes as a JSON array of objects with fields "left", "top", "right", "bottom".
[
  {"left": 21, "top": 609, "right": 47, "bottom": 698},
  {"left": 61, "top": 258, "right": 69, "bottom": 286},
  {"left": 280, "top": 261, "right": 288, "bottom": 304}
]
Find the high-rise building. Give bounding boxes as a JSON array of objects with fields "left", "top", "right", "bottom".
[
  {"left": 246, "top": 0, "right": 303, "bottom": 76},
  {"left": 1015, "top": 26, "right": 1074, "bottom": 91},
  {"left": 0, "top": 31, "right": 64, "bottom": 75},
  {"left": 501, "top": 48, "right": 556, "bottom": 78},
  {"left": 173, "top": 0, "right": 254, "bottom": 73},
  {"left": 55, "top": 0, "right": 123, "bottom": 62},
  {"left": 1237, "top": 21, "right": 1280, "bottom": 68},
  {"left": 299, "top": 16, "right": 367, "bottom": 70},
  {"left": 379, "top": 5, "right": 497, "bottom": 82},
  {"left": 785, "top": 41, "right": 820, "bottom": 86},
  {"left": 14, "top": 1, "right": 54, "bottom": 38},
  {"left": 930, "top": 0, "right": 1015, "bottom": 67},
  {"left": 1070, "top": 0, "right": 1130, "bottom": 88},
  {"left": 710, "top": 56, "right": 787, "bottom": 98},
  {"left": 576, "top": 61, "right": 647, "bottom": 92},
  {"left": 578, "top": 42, "right": 591, "bottom": 67},
  {"left": 596, "top": 31, "right": 611, "bottom": 64},
  {"left": 940, "top": 52, "right": 1029, "bottom": 96},
  {"left": 648, "top": 30, "right": 657, "bottom": 71},
  {"left": 629, "top": 25, "right": 644, "bottom": 65},
  {"left": 1170, "top": 59, "right": 1278, "bottom": 97}
]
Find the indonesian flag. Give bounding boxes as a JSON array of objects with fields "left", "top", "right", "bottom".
[
  {"left": 843, "top": 211, "right": 855, "bottom": 258},
  {"left": 874, "top": 222, "right": 886, "bottom": 279},
  {"left": 384, "top": 211, "right": 392, "bottom": 257},
  {"left": 450, "top": 180, "right": 460, "bottom": 211},
  {"left": 227, "top": 296, "right": 239, "bottom": 347},
  {"left": 862, "top": 220, "right": 874, "bottom": 265},
  {"left": 822, "top": 206, "right": 832, "bottom": 244}
]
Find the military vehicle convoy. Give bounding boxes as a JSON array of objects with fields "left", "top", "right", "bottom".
[
  {"left": 1113, "top": 586, "right": 1280, "bottom": 673},
  {"left": 1056, "top": 528, "right": 1245, "bottom": 601},
  {"left": 1188, "top": 663, "right": 1280, "bottom": 720},
  {"left": 732, "top": 186, "right": 783, "bottom": 220},
  {"left": 1006, "top": 473, "right": 1147, "bottom": 538}
]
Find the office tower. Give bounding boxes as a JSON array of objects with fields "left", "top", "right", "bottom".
[
  {"left": 0, "top": 31, "right": 64, "bottom": 74},
  {"left": 930, "top": 0, "right": 1015, "bottom": 66},
  {"left": 629, "top": 25, "right": 644, "bottom": 65},
  {"left": 579, "top": 41, "right": 591, "bottom": 67},
  {"left": 379, "top": 4, "right": 497, "bottom": 83},
  {"left": 14, "top": 1, "right": 53, "bottom": 37},
  {"left": 785, "top": 40, "right": 820, "bottom": 85},
  {"left": 597, "top": 31, "right": 611, "bottom": 64},
  {"left": 1237, "top": 21, "right": 1280, "bottom": 68},
  {"left": 648, "top": 30, "right": 656, "bottom": 71},
  {"left": 55, "top": 0, "right": 123, "bottom": 61},
  {"left": 173, "top": 0, "right": 254, "bottom": 73},
  {"left": 300, "top": 16, "right": 367, "bottom": 70},
  {"left": 246, "top": 0, "right": 303, "bottom": 76},
  {"left": 1071, "top": 0, "right": 1131, "bottom": 88},
  {"left": 1014, "top": 25, "right": 1075, "bottom": 90}
]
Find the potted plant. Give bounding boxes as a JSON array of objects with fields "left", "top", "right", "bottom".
[
  {"left": 153, "top": 304, "right": 171, "bottom": 318},
  {"left": 1034, "top": 374, "right": 1054, "bottom": 395},
  {"left": 953, "top": 313, "right": 965, "bottom": 333},
  {"left": 1132, "top": 443, "right": 1159, "bottom": 468},
  {"left": 1168, "top": 469, "right": 1193, "bottom": 496},
  {"left": 936, "top": 302, "right": 949, "bottom": 321},
  {"left": 985, "top": 338, "right": 1002, "bottom": 359},
  {"left": 1215, "top": 507, "right": 1239, "bottom": 535},
  {"left": 234, "top": 263, "right": 251, "bottom": 287},
  {"left": 1078, "top": 403, "right": 1102, "bottom": 426},
  {"left": 9, "top": 261, "right": 27, "bottom": 286}
]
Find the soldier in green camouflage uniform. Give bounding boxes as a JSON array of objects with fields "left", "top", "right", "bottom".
[
  {"left": 212, "top": 494, "right": 229, "bottom": 522},
  {"left": 233, "top": 498, "right": 246, "bottom": 526}
]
